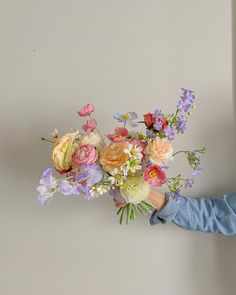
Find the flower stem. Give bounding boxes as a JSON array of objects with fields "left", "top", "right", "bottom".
[
  {"left": 172, "top": 150, "right": 189, "bottom": 157},
  {"left": 40, "top": 137, "right": 55, "bottom": 144},
  {"left": 172, "top": 147, "right": 206, "bottom": 157}
]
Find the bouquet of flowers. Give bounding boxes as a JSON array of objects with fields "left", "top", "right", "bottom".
[{"left": 37, "top": 88, "right": 205, "bottom": 224}]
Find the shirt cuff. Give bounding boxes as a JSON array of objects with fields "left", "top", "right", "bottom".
[{"left": 150, "top": 192, "right": 180, "bottom": 225}]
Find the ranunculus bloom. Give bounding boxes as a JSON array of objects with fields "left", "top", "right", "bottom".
[
  {"left": 80, "top": 132, "right": 105, "bottom": 151},
  {"left": 161, "top": 117, "right": 169, "bottom": 129},
  {"left": 145, "top": 138, "right": 173, "bottom": 164},
  {"left": 107, "top": 127, "right": 128, "bottom": 142},
  {"left": 144, "top": 165, "right": 167, "bottom": 186},
  {"left": 120, "top": 176, "right": 150, "bottom": 204},
  {"left": 82, "top": 118, "right": 97, "bottom": 133},
  {"left": 100, "top": 142, "right": 129, "bottom": 173},
  {"left": 78, "top": 104, "right": 94, "bottom": 117},
  {"left": 52, "top": 132, "right": 79, "bottom": 173},
  {"left": 143, "top": 113, "right": 156, "bottom": 127},
  {"left": 72, "top": 144, "right": 98, "bottom": 167}
]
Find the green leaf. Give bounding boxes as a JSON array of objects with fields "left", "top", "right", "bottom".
[
  {"left": 140, "top": 202, "right": 152, "bottom": 214},
  {"left": 131, "top": 206, "right": 136, "bottom": 220},
  {"left": 128, "top": 203, "right": 132, "bottom": 220},
  {"left": 136, "top": 204, "right": 147, "bottom": 215},
  {"left": 117, "top": 207, "right": 123, "bottom": 215},
  {"left": 134, "top": 204, "right": 140, "bottom": 216},
  {"left": 143, "top": 201, "right": 155, "bottom": 210},
  {"left": 119, "top": 207, "right": 125, "bottom": 225}
]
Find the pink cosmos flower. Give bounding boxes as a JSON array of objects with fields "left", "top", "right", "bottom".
[
  {"left": 82, "top": 118, "right": 97, "bottom": 133},
  {"left": 72, "top": 144, "right": 98, "bottom": 167},
  {"left": 144, "top": 165, "right": 167, "bottom": 186},
  {"left": 107, "top": 127, "right": 128, "bottom": 142},
  {"left": 78, "top": 104, "right": 94, "bottom": 117}
]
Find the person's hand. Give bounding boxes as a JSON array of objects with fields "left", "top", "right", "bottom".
[
  {"left": 148, "top": 189, "right": 167, "bottom": 211},
  {"left": 113, "top": 189, "right": 167, "bottom": 211}
]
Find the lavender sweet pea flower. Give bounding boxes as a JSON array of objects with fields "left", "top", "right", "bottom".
[
  {"left": 73, "top": 183, "right": 83, "bottom": 195},
  {"left": 59, "top": 181, "right": 74, "bottom": 196},
  {"left": 108, "top": 187, "right": 122, "bottom": 198},
  {"left": 112, "top": 190, "right": 126, "bottom": 205},
  {"left": 39, "top": 168, "right": 56, "bottom": 188},
  {"left": 37, "top": 168, "right": 57, "bottom": 205},
  {"left": 80, "top": 184, "right": 96, "bottom": 200},
  {"left": 37, "top": 185, "right": 54, "bottom": 206},
  {"left": 75, "top": 164, "right": 103, "bottom": 187}
]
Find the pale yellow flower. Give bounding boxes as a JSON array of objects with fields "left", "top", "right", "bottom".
[
  {"left": 52, "top": 132, "right": 79, "bottom": 172},
  {"left": 120, "top": 176, "right": 150, "bottom": 204}
]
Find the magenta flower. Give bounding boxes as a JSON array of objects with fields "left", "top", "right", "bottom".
[
  {"left": 78, "top": 103, "right": 94, "bottom": 117},
  {"left": 144, "top": 165, "right": 167, "bottom": 186},
  {"left": 82, "top": 118, "right": 97, "bottom": 133},
  {"left": 72, "top": 144, "right": 98, "bottom": 167}
]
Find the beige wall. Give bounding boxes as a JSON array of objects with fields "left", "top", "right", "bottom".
[{"left": 0, "top": 1, "right": 236, "bottom": 294}]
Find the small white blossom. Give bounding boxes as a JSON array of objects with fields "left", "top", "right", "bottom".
[
  {"left": 121, "top": 159, "right": 142, "bottom": 175},
  {"left": 97, "top": 184, "right": 108, "bottom": 195},
  {"left": 108, "top": 169, "right": 126, "bottom": 186},
  {"left": 50, "top": 129, "right": 59, "bottom": 138},
  {"left": 124, "top": 144, "right": 143, "bottom": 160}
]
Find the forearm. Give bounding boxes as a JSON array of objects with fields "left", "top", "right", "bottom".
[{"left": 150, "top": 192, "right": 236, "bottom": 236}]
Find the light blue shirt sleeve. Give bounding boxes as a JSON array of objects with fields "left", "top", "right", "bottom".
[{"left": 150, "top": 192, "right": 236, "bottom": 235}]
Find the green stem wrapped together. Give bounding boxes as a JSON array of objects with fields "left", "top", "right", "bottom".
[{"left": 117, "top": 200, "right": 155, "bottom": 225}]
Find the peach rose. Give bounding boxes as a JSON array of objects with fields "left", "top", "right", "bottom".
[
  {"left": 100, "top": 142, "right": 129, "bottom": 173},
  {"left": 145, "top": 138, "right": 173, "bottom": 164},
  {"left": 52, "top": 132, "right": 79, "bottom": 173}
]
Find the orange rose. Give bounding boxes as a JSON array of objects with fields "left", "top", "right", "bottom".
[
  {"left": 100, "top": 142, "right": 129, "bottom": 173},
  {"left": 145, "top": 138, "right": 173, "bottom": 164}
]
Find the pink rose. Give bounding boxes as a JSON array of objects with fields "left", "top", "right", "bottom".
[
  {"left": 72, "top": 144, "right": 98, "bottom": 167},
  {"left": 82, "top": 118, "right": 97, "bottom": 133},
  {"left": 144, "top": 165, "right": 167, "bottom": 186},
  {"left": 78, "top": 104, "right": 94, "bottom": 117}
]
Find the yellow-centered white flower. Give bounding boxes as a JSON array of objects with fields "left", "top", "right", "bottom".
[
  {"left": 108, "top": 169, "right": 126, "bottom": 186},
  {"left": 124, "top": 143, "right": 143, "bottom": 160}
]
